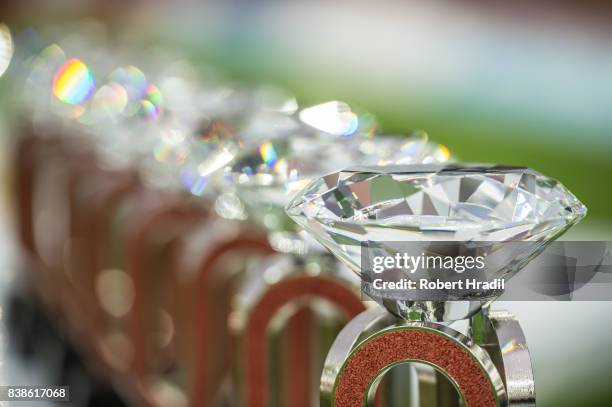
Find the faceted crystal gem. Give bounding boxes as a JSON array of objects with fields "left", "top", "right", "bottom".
[{"left": 286, "top": 164, "right": 586, "bottom": 282}]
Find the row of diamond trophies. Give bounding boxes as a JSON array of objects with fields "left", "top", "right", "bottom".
[{"left": 11, "top": 26, "right": 585, "bottom": 406}]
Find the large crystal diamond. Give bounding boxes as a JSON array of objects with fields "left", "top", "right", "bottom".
[{"left": 286, "top": 164, "right": 586, "bottom": 320}]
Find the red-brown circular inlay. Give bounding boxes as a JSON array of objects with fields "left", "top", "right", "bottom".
[{"left": 335, "top": 329, "right": 498, "bottom": 407}]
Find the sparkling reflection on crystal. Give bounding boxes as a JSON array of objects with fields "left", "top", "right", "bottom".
[
  {"left": 286, "top": 164, "right": 586, "bottom": 280},
  {"left": 196, "top": 143, "right": 238, "bottom": 177},
  {"left": 0, "top": 24, "right": 13, "bottom": 77},
  {"left": 141, "top": 99, "right": 160, "bottom": 120},
  {"left": 52, "top": 58, "right": 96, "bottom": 105},
  {"left": 215, "top": 192, "right": 248, "bottom": 220},
  {"left": 140, "top": 83, "right": 163, "bottom": 120},
  {"left": 298, "top": 101, "right": 360, "bottom": 137},
  {"left": 259, "top": 141, "right": 279, "bottom": 168},
  {"left": 174, "top": 118, "right": 239, "bottom": 196},
  {"left": 180, "top": 168, "right": 209, "bottom": 196}
]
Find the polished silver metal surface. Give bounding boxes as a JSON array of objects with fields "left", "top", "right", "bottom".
[
  {"left": 381, "top": 298, "right": 489, "bottom": 322},
  {"left": 472, "top": 309, "right": 536, "bottom": 406},
  {"left": 321, "top": 307, "right": 508, "bottom": 406}
]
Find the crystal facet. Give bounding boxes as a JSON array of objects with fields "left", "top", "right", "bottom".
[{"left": 286, "top": 164, "right": 586, "bottom": 319}]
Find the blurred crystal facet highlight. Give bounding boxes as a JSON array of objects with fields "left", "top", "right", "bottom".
[{"left": 0, "top": 24, "right": 13, "bottom": 77}]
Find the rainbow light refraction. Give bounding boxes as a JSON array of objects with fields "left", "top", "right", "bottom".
[
  {"left": 140, "top": 84, "right": 163, "bottom": 120},
  {"left": 259, "top": 142, "right": 279, "bottom": 168},
  {"left": 52, "top": 58, "right": 95, "bottom": 105}
]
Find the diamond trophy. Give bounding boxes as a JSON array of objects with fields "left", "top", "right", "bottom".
[{"left": 287, "top": 163, "right": 586, "bottom": 406}]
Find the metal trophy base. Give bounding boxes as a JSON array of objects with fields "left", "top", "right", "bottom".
[{"left": 321, "top": 307, "right": 535, "bottom": 407}]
